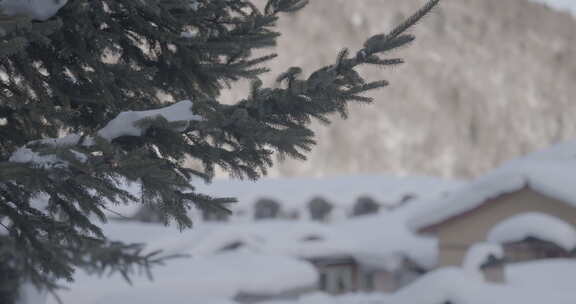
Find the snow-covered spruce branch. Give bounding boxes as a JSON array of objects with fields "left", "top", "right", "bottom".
[
  {"left": 9, "top": 100, "right": 201, "bottom": 168},
  {"left": 0, "top": 0, "right": 68, "bottom": 21}
]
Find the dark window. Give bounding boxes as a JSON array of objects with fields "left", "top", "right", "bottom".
[
  {"left": 319, "top": 272, "right": 327, "bottom": 290},
  {"left": 364, "top": 272, "right": 375, "bottom": 291},
  {"left": 307, "top": 197, "right": 333, "bottom": 221},
  {"left": 352, "top": 196, "right": 380, "bottom": 216},
  {"left": 254, "top": 198, "right": 282, "bottom": 220}
]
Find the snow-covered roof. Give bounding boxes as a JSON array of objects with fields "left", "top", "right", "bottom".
[
  {"left": 48, "top": 217, "right": 576, "bottom": 304},
  {"left": 259, "top": 259, "right": 576, "bottom": 304},
  {"left": 103, "top": 198, "right": 438, "bottom": 266},
  {"left": 195, "top": 174, "right": 461, "bottom": 215},
  {"left": 51, "top": 253, "right": 317, "bottom": 304},
  {"left": 410, "top": 139, "right": 576, "bottom": 231},
  {"left": 48, "top": 222, "right": 317, "bottom": 304},
  {"left": 170, "top": 200, "right": 438, "bottom": 271},
  {"left": 487, "top": 212, "right": 576, "bottom": 251}
]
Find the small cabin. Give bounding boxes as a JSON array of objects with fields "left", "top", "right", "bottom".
[
  {"left": 414, "top": 186, "right": 576, "bottom": 267},
  {"left": 305, "top": 254, "right": 425, "bottom": 294}
]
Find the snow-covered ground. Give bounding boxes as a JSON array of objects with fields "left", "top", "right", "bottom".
[
  {"left": 47, "top": 210, "right": 576, "bottom": 304},
  {"left": 48, "top": 216, "right": 576, "bottom": 304},
  {"left": 48, "top": 205, "right": 434, "bottom": 304},
  {"left": 260, "top": 259, "right": 576, "bottom": 304}
]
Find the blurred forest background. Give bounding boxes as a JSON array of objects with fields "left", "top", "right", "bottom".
[{"left": 219, "top": 0, "right": 576, "bottom": 179}]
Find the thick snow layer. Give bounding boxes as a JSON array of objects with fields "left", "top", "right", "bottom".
[
  {"left": 50, "top": 253, "right": 316, "bottom": 304},
  {"left": 263, "top": 260, "right": 576, "bottom": 304},
  {"left": 98, "top": 100, "right": 201, "bottom": 141},
  {"left": 48, "top": 218, "right": 576, "bottom": 304},
  {"left": 409, "top": 140, "right": 576, "bottom": 231},
  {"left": 196, "top": 175, "right": 461, "bottom": 219},
  {"left": 506, "top": 258, "right": 576, "bottom": 291},
  {"left": 0, "top": 0, "right": 68, "bottom": 20},
  {"left": 49, "top": 202, "right": 439, "bottom": 303},
  {"left": 182, "top": 207, "right": 437, "bottom": 271},
  {"left": 487, "top": 212, "right": 576, "bottom": 250},
  {"left": 48, "top": 221, "right": 318, "bottom": 304},
  {"left": 462, "top": 242, "right": 503, "bottom": 277},
  {"left": 15, "top": 283, "right": 46, "bottom": 304}
]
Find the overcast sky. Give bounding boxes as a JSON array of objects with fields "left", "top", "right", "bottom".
[{"left": 531, "top": 0, "right": 576, "bottom": 16}]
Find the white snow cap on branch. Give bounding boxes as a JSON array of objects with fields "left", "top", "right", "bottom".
[
  {"left": 98, "top": 99, "right": 201, "bottom": 141},
  {"left": 0, "top": 0, "right": 68, "bottom": 21},
  {"left": 10, "top": 100, "right": 201, "bottom": 167},
  {"left": 487, "top": 212, "right": 576, "bottom": 251}
]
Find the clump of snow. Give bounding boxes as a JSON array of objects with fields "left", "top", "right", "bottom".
[
  {"left": 15, "top": 282, "right": 46, "bottom": 304},
  {"left": 98, "top": 100, "right": 201, "bottom": 141},
  {"left": 9, "top": 147, "right": 63, "bottom": 168},
  {"left": 49, "top": 251, "right": 317, "bottom": 304},
  {"left": 462, "top": 242, "right": 503, "bottom": 277},
  {"left": 9, "top": 146, "right": 87, "bottom": 168},
  {"left": 0, "top": 0, "right": 68, "bottom": 21},
  {"left": 487, "top": 212, "right": 576, "bottom": 251},
  {"left": 189, "top": 0, "right": 201, "bottom": 11}
]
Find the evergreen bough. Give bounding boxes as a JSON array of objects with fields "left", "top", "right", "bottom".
[{"left": 0, "top": 0, "right": 439, "bottom": 301}]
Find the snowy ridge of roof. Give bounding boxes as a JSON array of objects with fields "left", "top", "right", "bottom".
[
  {"left": 409, "top": 139, "right": 576, "bottom": 231},
  {"left": 408, "top": 172, "right": 526, "bottom": 231},
  {"left": 195, "top": 174, "right": 462, "bottom": 213},
  {"left": 487, "top": 212, "right": 576, "bottom": 251}
]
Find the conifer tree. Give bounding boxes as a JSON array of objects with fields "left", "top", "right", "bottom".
[{"left": 0, "top": 0, "right": 439, "bottom": 302}]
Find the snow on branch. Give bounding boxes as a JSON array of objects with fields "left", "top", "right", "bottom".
[
  {"left": 98, "top": 100, "right": 201, "bottom": 141},
  {"left": 0, "top": 0, "right": 68, "bottom": 21},
  {"left": 9, "top": 100, "right": 201, "bottom": 167}
]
